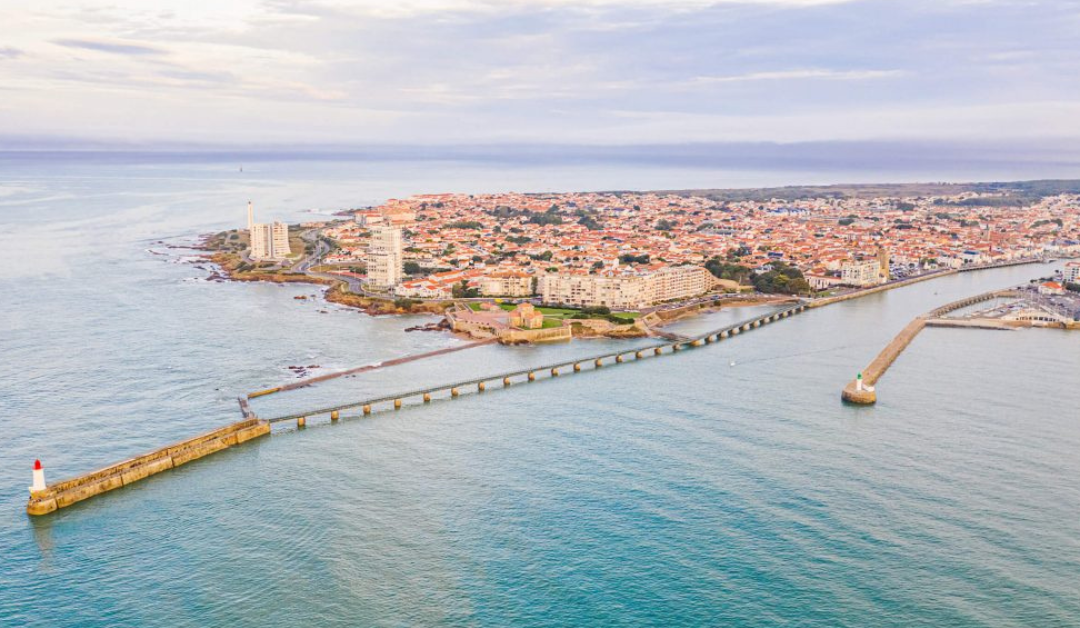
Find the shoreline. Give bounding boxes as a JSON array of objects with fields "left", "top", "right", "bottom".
[{"left": 193, "top": 230, "right": 793, "bottom": 341}]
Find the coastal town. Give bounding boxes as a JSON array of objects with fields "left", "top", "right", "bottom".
[{"left": 205, "top": 184, "right": 1080, "bottom": 343}]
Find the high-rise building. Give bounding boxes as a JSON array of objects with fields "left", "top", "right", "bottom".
[
  {"left": 367, "top": 225, "right": 404, "bottom": 290},
  {"left": 247, "top": 201, "right": 291, "bottom": 261}
]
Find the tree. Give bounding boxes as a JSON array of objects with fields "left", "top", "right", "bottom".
[
  {"left": 619, "top": 253, "right": 650, "bottom": 265},
  {"left": 403, "top": 261, "right": 422, "bottom": 275},
  {"left": 705, "top": 258, "right": 751, "bottom": 284},
  {"left": 655, "top": 219, "right": 676, "bottom": 231},
  {"left": 451, "top": 280, "right": 479, "bottom": 299},
  {"left": 749, "top": 261, "right": 810, "bottom": 296}
]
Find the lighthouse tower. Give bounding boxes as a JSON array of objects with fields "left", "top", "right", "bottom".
[
  {"left": 856, "top": 372, "right": 864, "bottom": 391},
  {"left": 29, "top": 459, "right": 46, "bottom": 495}
]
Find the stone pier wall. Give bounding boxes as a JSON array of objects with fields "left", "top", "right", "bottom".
[
  {"left": 27, "top": 418, "right": 270, "bottom": 516},
  {"left": 842, "top": 317, "right": 927, "bottom": 404}
]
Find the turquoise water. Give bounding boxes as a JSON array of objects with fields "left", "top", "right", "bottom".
[{"left": 1, "top": 157, "right": 1078, "bottom": 626}]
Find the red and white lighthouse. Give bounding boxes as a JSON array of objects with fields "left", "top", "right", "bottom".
[{"left": 29, "top": 459, "right": 47, "bottom": 495}]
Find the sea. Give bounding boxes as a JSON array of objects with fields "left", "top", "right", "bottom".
[{"left": 1, "top": 154, "right": 1078, "bottom": 627}]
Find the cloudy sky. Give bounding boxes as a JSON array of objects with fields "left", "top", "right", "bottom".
[{"left": 1, "top": 0, "right": 1079, "bottom": 147}]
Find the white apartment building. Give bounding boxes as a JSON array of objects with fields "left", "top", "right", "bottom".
[
  {"left": 367, "top": 225, "right": 404, "bottom": 289},
  {"left": 539, "top": 266, "right": 713, "bottom": 309},
  {"left": 247, "top": 201, "right": 291, "bottom": 261},
  {"left": 644, "top": 266, "right": 713, "bottom": 304},
  {"left": 479, "top": 273, "right": 533, "bottom": 297},
  {"left": 840, "top": 260, "right": 882, "bottom": 287},
  {"left": 1065, "top": 261, "right": 1080, "bottom": 284}
]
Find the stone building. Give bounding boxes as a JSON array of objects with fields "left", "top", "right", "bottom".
[{"left": 509, "top": 303, "right": 544, "bottom": 329}]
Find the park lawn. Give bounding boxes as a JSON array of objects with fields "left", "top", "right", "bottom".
[
  {"left": 535, "top": 306, "right": 582, "bottom": 318},
  {"left": 541, "top": 318, "right": 565, "bottom": 329}
]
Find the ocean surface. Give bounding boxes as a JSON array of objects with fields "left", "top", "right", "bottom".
[{"left": 1, "top": 156, "right": 1078, "bottom": 627}]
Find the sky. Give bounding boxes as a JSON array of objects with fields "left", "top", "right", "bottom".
[{"left": 1, "top": 0, "right": 1079, "bottom": 147}]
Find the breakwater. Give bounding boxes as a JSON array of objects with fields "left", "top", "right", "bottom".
[
  {"left": 248, "top": 338, "right": 498, "bottom": 399},
  {"left": 26, "top": 418, "right": 270, "bottom": 516},
  {"left": 841, "top": 287, "right": 1029, "bottom": 404},
  {"left": 841, "top": 318, "right": 926, "bottom": 404}
]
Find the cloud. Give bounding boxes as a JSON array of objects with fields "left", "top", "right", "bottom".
[
  {"left": 52, "top": 38, "right": 167, "bottom": 56},
  {"left": 690, "top": 69, "right": 907, "bottom": 84},
  {"left": 2, "top": 0, "right": 1079, "bottom": 144},
  {"left": 0, "top": 46, "right": 23, "bottom": 60}
]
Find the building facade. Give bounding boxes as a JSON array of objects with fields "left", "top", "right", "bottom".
[
  {"left": 247, "top": 201, "right": 291, "bottom": 261},
  {"left": 539, "top": 266, "right": 712, "bottom": 309},
  {"left": 478, "top": 272, "right": 533, "bottom": 297},
  {"left": 1065, "top": 261, "right": 1080, "bottom": 284},
  {"left": 367, "top": 225, "right": 404, "bottom": 290},
  {"left": 840, "top": 260, "right": 882, "bottom": 287}
]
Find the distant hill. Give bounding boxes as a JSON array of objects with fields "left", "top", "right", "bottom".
[{"left": 641, "top": 179, "right": 1080, "bottom": 202}]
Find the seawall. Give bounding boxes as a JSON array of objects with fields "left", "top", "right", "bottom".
[
  {"left": 27, "top": 418, "right": 270, "bottom": 516},
  {"left": 813, "top": 258, "right": 1042, "bottom": 309}
]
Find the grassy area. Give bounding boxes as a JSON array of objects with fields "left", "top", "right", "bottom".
[
  {"left": 541, "top": 318, "right": 565, "bottom": 329},
  {"left": 286, "top": 231, "right": 306, "bottom": 259}
]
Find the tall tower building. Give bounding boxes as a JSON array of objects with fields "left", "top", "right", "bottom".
[
  {"left": 247, "top": 202, "right": 291, "bottom": 261},
  {"left": 367, "top": 225, "right": 404, "bottom": 290},
  {"left": 877, "top": 247, "right": 890, "bottom": 281}
]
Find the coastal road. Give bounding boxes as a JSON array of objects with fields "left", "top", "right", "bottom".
[{"left": 294, "top": 229, "right": 330, "bottom": 273}]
